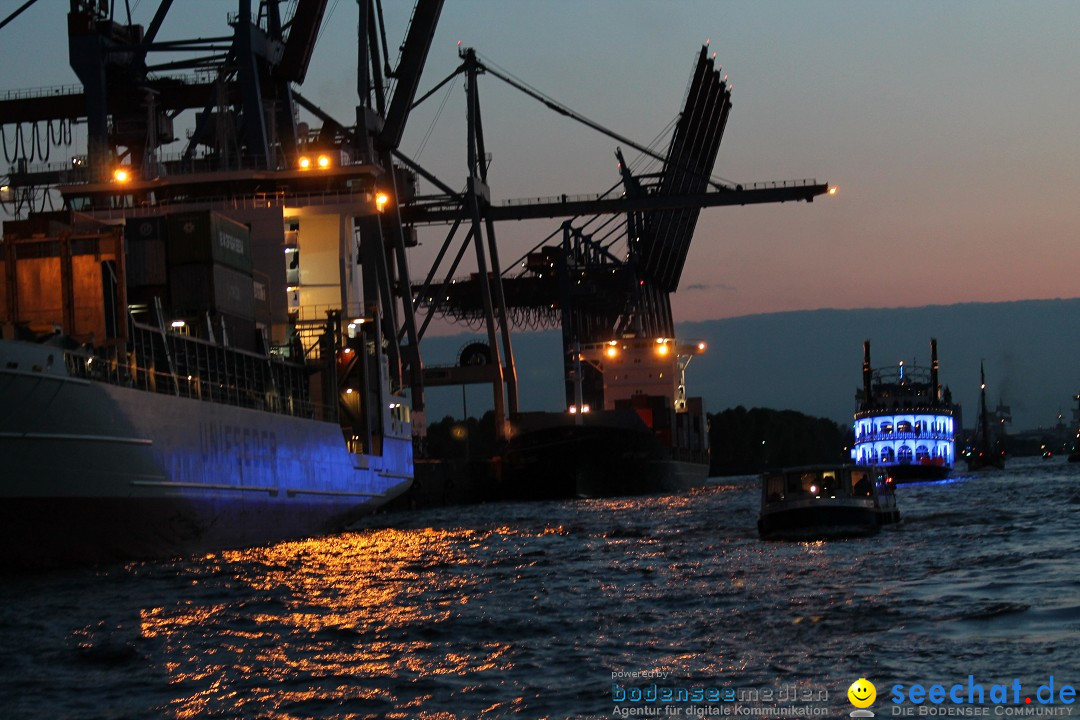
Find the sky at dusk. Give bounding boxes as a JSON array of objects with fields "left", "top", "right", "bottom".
[{"left": 3, "top": 0, "right": 1079, "bottom": 325}]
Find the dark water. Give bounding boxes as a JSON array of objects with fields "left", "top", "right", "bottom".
[{"left": 3, "top": 458, "right": 1079, "bottom": 719}]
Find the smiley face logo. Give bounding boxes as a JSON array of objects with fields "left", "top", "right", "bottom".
[{"left": 848, "top": 678, "right": 876, "bottom": 708}]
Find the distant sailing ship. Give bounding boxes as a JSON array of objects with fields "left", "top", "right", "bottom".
[
  {"left": 966, "top": 362, "right": 1006, "bottom": 471},
  {"left": 1069, "top": 394, "right": 1080, "bottom": 464},
  {"left": 853, "top": 339, "right": 957, "bottom": 481}
]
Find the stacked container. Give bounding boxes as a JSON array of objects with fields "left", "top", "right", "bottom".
[
  {"left": 166, "top": 211, "right": 257, "bottom": 352},
  {"left": 124, "top": 215, "right": 169, "bottom": 309}
]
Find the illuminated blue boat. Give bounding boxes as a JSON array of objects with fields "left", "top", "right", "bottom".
[{"left": 852, "top": 339, "right": 957, "bottom": 482}]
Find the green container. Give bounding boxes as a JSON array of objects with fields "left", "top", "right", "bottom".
[{"left": 166, "top": 210, "right": 252, "bottom": 273}]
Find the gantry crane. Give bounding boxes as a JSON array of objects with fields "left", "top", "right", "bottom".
[
  {"left": 0, "top": 0, "right": 442, "bottom": 433},
  {"left": 400, "top": 44, "right": 830, "bottom": 427}
]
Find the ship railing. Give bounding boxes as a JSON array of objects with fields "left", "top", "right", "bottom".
[
  {"left": 62, "top": 330, "right": 338, "bottom": 421},
  {"left": 856, "top": 430, "right": 952, "bottom": 442}
]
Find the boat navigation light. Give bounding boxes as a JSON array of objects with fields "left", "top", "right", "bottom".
[
  {"left": 697, "top": 342, "right": 706, "bottom": 351},
  {"left": 828, "top": 186, "right": 838, "bottom": 195},
  {"left": 810, "top": 484, "right": 818, "bottom": 494},
  {"left": 569, "top": 406, "right": 578, "bottom": 414},
  {"left": 581, "top": 404, "right": 590, "bottom": 413}
]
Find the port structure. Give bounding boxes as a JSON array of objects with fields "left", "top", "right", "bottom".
[
  {"left": 0, "top": 1, "right": 444, "bottom": 441},
  {"left": 404, "top": 44, "right": 830, "bottom": 418},
  {"left": 0, "top": 4, "right": 829, "bottom": 448}
]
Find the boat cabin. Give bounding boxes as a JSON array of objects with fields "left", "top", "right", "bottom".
[{"left": 758, "top": 464, "right": 899, "bottom": 539}]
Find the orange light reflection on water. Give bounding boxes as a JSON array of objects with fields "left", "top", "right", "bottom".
[{"left": 137, "top": 525, "right": 527, "bottom": 719}]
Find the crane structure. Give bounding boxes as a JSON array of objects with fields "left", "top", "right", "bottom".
[
  {"left": 403, "top": 45, "right": 830, "bottom": 418},
  {"left": 1, "top": 3, "right": 830, "bottom": 452},
  {"left": 1, "top": 0, "right": 442, "bottom": 436}
]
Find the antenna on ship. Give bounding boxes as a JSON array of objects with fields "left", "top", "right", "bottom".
[
  {"left": 930, "top": 338, "right": 940, "bottom": 400},
  {"left": 862, "top": 340, "right": 873, "bottom": 403}
]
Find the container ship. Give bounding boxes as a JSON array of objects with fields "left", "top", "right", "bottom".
[
  {"left": 502, "top": 336, "right": 709, "bottom": 499},
  {"left": 0, "top": 204, "right": 413, "bottom": 568},
  {"left": 852, "top": 339, "right": 958, "bottom": 481}
]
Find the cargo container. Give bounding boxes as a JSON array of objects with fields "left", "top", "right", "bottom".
[
  {"left": 170, "top": 263, "right": 256, "bottom": 320},
  {"left": 167, "top": 210, "right": 252, "bottom": 273},
  {"left": 124, "top": 216, "right": 168, "bottom": 287},
  {"left": 213, "top": 312, "right": 258, "bottom": 353},
  {"left": 252, "top": 270, "right": 272, "bottom": 325}
]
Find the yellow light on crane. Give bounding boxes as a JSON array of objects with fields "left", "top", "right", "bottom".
[
  {"left": 112, "top": 167, "right": 131, "bottom": 183},
  {"left": 375, "top": 192, "right": 390, "bottom": 212},
  {"left": 298, "top": 155, "right": 312, "bottom": 171},
  {"left": 316, "top": 154, "right": 331, "bottom": 169},
  {"left": 828, "top": 186, "right": 838, "bottom": 195}
]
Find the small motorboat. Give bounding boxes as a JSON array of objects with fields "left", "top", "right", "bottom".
[{"left": 757, "top": 464, "right": 900, "bottom": 540}]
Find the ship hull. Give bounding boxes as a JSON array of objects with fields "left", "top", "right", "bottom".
[
  {"left": 887, "top": 463, "right": 953, "bottom": 482},
  {"left": 501, "top": 411, "right": 709, "bottom": 500},
  {"left": 0, "top": 340, "right": 412, "bottom": 569},
  {"left": 757, "top": 502, "right": 883, "bottom": 540}
]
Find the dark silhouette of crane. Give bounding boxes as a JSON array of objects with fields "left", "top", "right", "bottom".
[{"left": 402, "top": 45, "right": 830, "bottom": 417}]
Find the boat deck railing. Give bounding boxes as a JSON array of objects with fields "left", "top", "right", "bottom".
[
  {"left": 62, "top": 324, "right": 335, "bottom": 421},
  {"left": 856, "top": 430, "right": 952, "bottom": 443}
]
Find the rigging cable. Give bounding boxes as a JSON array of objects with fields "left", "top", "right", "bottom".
[{"left": 414, "top": 75, "right": 454, "bottom": 159}]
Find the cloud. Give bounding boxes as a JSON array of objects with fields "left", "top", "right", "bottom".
[{"left": 685, "top": 282, "right": 737, "bottom": 292}]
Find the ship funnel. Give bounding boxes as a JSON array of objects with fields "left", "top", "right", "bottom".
[
  {"left": 862, "top": 340, "right": 873, "bottom": 402},
  {"left": 930, "top": 337, "right": 940, "bottom": 399}
]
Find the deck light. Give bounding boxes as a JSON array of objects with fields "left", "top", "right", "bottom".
[
  {"left": 375, "top": 192, "right": 390, "bottom": 212},
  {"left": 112, "top": 167, "right": 131, "bottom": 183},
  {"left": 298, "top": 155, "right": 312, "bottom": 170},
  {"left": 316, "top": 154, "right": 331, "bottom": 169}
]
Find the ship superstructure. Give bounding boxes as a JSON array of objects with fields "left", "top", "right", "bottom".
[{"left": 853, "top": 339, "right": 957, "bottom": 481}]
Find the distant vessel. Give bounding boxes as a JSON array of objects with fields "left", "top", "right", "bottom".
[
  {"left": 757, "top": 464, "right": 900, "bottom": 540},
  {"left": 502, "top": 337, "right": 709, "bottom": 499},
  {"left": 1, "top": 208, "right": 413, "bottom": 569},
  {"left": 966, "top": 363, "right": 1006, "bottom": 470},
  {"left": 1069, "top": 394, "right": 1080, "bottom": 464},
  {"left": 853, "top": 339, "right": 957, "bottom": 481}
]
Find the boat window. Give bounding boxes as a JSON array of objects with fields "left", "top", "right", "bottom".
[
  {"left": 851, "top": 470, "right": 872, "bottom": 497},
  {"left": 897, "top": 420, "right": 912, "bottom": 433},
  {"left": 787, "top": 473, "right": 816, "bottom": 496},
  {"left": 880, "top": 447, "right": 895, "bottom": 463},
  {"left": 897, "top": 446, "right": 913, "bottom": 464},
  {"left": 915, "top": 445, "right": 930, "bottom": 461},
  {"left": 765, "top": 475, "right": 784, "bottom": 502},
  {"left": 819, "top": 471, "right": 839, "bottom": 497},
  {"left": 881, "top": 422, "right": 893, "bottom": 435}
]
